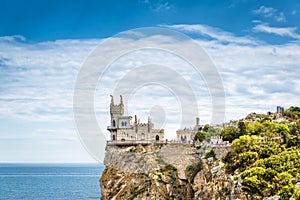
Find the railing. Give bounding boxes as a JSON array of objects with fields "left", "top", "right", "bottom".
[
  {"left": 106, "top": 140, "right": 193, "bottom": 146},
  {"left": 107, "top": 126, "right": 117, "bottom": 130},
  {"left": 106, "top": 140, "right": 169, "bottom": 146}
]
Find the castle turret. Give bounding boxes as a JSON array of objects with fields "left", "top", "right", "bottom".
[
  {"left": 110, "top": 95, "right": 114, "bottom": 106},
  {"left": 194, "top": 117, "right": 200, "bottom": 131},
  {"left": 110, "top": 95, "right": 124, "bottom": 118},
  {"left": 120, "top": 95, "right": 123, "bottom": 106}
]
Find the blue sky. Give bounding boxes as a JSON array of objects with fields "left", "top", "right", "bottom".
[
  {"left": 1, "top": 0, "right": 300, "bottom": 163},
  {"left": 1, "top": 0, "right": 300, "bottom": 43}
]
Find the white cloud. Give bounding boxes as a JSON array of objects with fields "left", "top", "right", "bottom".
[
  {"left": 253, "top": 6, "right": 277, "bottom": 17},
  {"left": 253, "top": 6, "right": 286, "bottom": 22},
  {"left": 253, "top": 24, "right": 300, "bottom": 39},
  {"left": 0, "top": 35, "right": 26, "bottom": 42},
  {"left": 1, "top": 24, "right": 300, "bottom": 161},
  {"left": 139, "top": 0, "right": 174, "bottom": 12},
  {"left": 276, "top": 12, "right": 287, "bottom": 22},
  {"left": 0, "top": 38, "right": 100, "bottom": 122},
  {"left": 162, "top": 24, "right": 258, "bottom": 45}
]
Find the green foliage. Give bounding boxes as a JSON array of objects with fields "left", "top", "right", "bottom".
[
  {"left": 162, "top": 164, "right": 177, "bottom": 172},
  {"left": 257, "top": 138, "right": 283, "bottom": 159},
  {"left": 204, "top": 149, "right": 216, "bottom": 159},
  {"left": 240, "top": 167, "right": 277, "bottom": 198},
  {"left": 202, "top": 124, "right": 210, "bottom": 132},
  {"left": 194, "top": 131, "right": 207, "bottom": 142},
  {"left": 206, "top": 126, "right": 222, "bottom": 137},
  {"left": 223, "top": 135, "right": 284, "bottom": 173},
  {"left": 220, "top": 108, "right": 300, "bottom": 199},
  {"left": 284, "top": 106, "right": 300, "bottom": 120},
  {"left": 221, "top": 126, "right": 239, "bottom": 143},
  {"left": 287, "top": 135, "right": 300, "bottom": 148},
  {"left": 240, "top": 167, "right": 297, "bottom": 199},
  {"left": 277, "top": 184, "right": 295, "bottom": 200},
  {"left": 246, "top": 122, "right": 263, "bottom": 135},
  {"left": 223, "top": 135, "right": 261, "bottom": 173},
  {"left": 185, "top": 161, "right": 202, "bottom": 183},
  {"left": 291, "top": 184, "right": 300, "bottom": 200},
  {"left": 236, "top": 148, "right": 300, "bottom": 199},
  {"left": 245, "top": 121, "right": 289, "bottom": 141},
  {"left": 199, "top": 125, "right": 222, "bottom": 141},
  {"left": 289, "top": 120, "right": 300, "bottom": 136},
  {"left": 238, "top": 121, "right": 247, "bottom": 136},
  {"left": 254, "top": 148, "right": 300, "bottom": 174}
]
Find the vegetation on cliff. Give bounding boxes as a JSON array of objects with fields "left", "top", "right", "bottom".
[
  {"left": 193, "top": 106, "right": 300, "bottom": 199},
  {"left": 101, "top": 106, "right": 300, "bottom": 200},
  {"left": 220, "top": 106, "right": 300, "bottom": 199}
]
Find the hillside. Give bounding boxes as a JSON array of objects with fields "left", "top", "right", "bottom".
[{"left": 100, "top": 106, "right": 300, "bottom": 200}]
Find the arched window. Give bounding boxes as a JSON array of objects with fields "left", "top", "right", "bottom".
[
  {"left": 140, "top": 133, "right": 145, "bottom": 140},
  {"left": 121, "top": 122, "right": 124, "bottom": 126},
  {"left": 112, "top": 120, "right": 116, "bottom": 127},
  {"left": 112, "top": 135, "right": 116, "bottom": 140},
  {"left": 156, "top": 135, "right": 159, "bottom": 141}
]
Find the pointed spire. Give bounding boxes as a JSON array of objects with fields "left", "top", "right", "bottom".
[
  {"left": 120, "top": 95, "right": 123, "bottom": 106},
  {"left": 110, "top": 95, "right": 114, "bottom": 105},
  {"left": 148, "top": 116, "right": 151, "bottom": 123}
]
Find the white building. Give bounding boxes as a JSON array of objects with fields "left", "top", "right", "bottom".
[
  {"left": 107, "top": 95, "right": 164, "bottom": 142},
  {"left": 176, "top": 117, "right": 201, "bottom": 143}
]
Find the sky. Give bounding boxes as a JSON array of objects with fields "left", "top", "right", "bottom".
[{"left": 1, "top": 0, "right": 300, "bottom": 163}]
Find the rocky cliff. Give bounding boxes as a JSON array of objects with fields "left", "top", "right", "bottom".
[{"left": 100, "top": 143, "right": 247, "bottom": 200}]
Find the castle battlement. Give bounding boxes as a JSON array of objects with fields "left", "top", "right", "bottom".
[
  {"left": 135, "top": 123, "right": 150, "bottom": 127},
  {"left": 152, "top": 129, "right": 164, "bottom": 132}
]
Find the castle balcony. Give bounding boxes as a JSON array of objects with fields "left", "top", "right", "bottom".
[
  {"left": 106, "top": 140, "right": 167, "bottom": 146},
  {"left": 107, "top": 126, "right": 117, "bottom": 131}
]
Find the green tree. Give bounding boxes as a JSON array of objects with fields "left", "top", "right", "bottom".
[
  {"left": 204, "top": 149, "right": 216, "bottom": 159},
  {"left": 221, "top": 126, "right": 239, "bottom": 143},
  {"left": 202, "top": 124, "right": 210, "bottom": 132},
  {"left": 223, "top": 135, "right": 261, "bottom": 173},
  {"left": 240, "top": 167, "right": 277, "bottom": 198},
  {"left": 194, "top": 131, "right": 207, "bottom": 142},
  {"left": 287, "top": 135, "right": 300, "bottom": 148},
  {"left": 238, "top": 121, "right": 247, "bottom": 136}
]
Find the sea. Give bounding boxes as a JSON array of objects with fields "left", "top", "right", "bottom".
[{"left": 0, "top": 163, "right": 104, "bottom": 200}]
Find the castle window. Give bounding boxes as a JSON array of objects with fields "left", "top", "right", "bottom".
[
  {"left": 121, "top": 122, "right": 124, "bottom": 126},
  {"left": 156, "top": 135, "right": 159, "bottom": 141},
  {"left": 141, "top": 133, "right": 145, "bottom": 140},
  {"left": 112, "top": 135, "right": 116, "bottom": 140},
  {"left": 112, "top": 120, "right": 116, "bottom": 127}
]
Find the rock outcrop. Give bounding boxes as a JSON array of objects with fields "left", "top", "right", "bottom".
[{"left": 100, "top": 143, "right": 246, "bottom": 200}]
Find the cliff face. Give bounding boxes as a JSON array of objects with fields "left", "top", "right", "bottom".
[{"left": 100, "top": 143, "right": 246, "bottom": 200}]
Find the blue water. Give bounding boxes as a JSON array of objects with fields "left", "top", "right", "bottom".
[{"left": 0, "top": 163, "right": 104, "bottom": 200}]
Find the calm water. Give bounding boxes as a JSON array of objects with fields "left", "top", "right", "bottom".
[{"left": 0, "top": 163, "right": 104, "bottom": 200}]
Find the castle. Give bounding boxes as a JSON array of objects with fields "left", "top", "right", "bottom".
[
  {"left": 176, "top": 117, "right": 201, "bottom": 143},
  {"left": 107, "top": 95, "right": 164, "bottom": 143}
]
